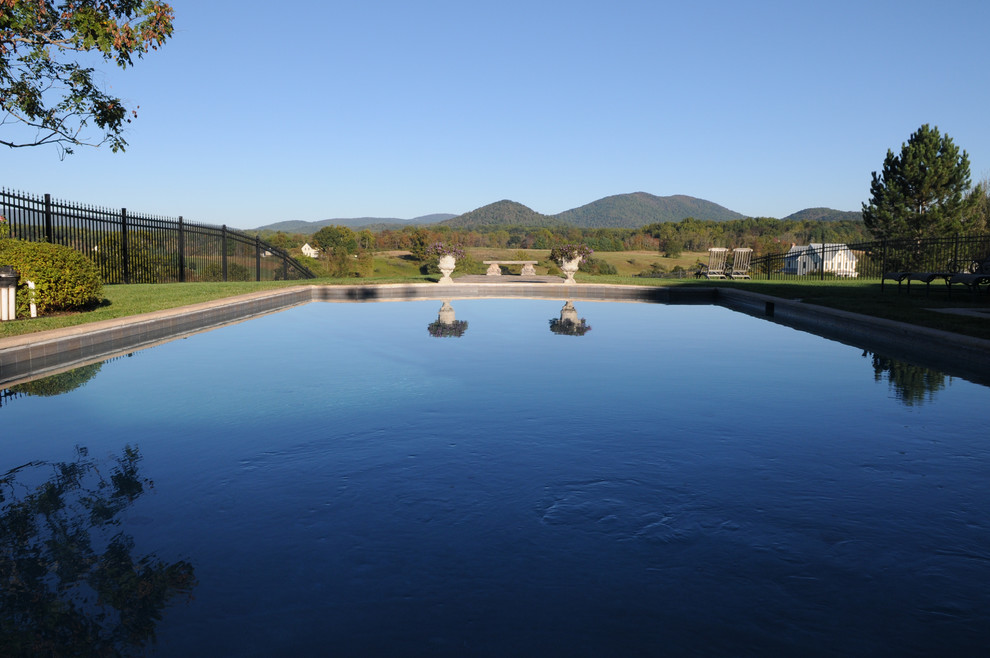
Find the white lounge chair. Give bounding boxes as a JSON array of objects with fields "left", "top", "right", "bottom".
[
  {"left": 696, "top": 248, "right": 728, "bottom": 279},
  {"left": 728, "top": 248, "right": 753, "bottom": 279}
]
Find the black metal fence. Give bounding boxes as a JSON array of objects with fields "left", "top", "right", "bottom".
[
  {"left": 748, "top": 234, "right": 990, "bottom": 281},
  {"left": 0, "top": 188, "right": 314, "bottom": 284}
]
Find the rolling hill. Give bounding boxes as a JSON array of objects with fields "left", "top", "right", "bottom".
[
  {"left": 440, "top": 200, "right": 566, "bottom": 229},
  {"left": 251, "top": 194, "right": 861, "bottom": 233},
  {"left": 782, "top": 207, "right": 863, "bottom": 223},
  {"left": 554, "top": 192, "right": 745, "bottom": 227},
  {"left": 256, "top": 213, "right": 456, "bottom": 233}
]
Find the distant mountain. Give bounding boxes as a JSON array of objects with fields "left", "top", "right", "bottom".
[
  {"left": 554, "top": 192, "right": 744, "bottom": 227},
  {"left": 783, "top": 207, "right": 862, "bottom": 222},
  {"left": 441, "top": 200, "right": 566, "bottom": 229},
  {"left": 251, "top": 196, "right": 864, "bottom": 233},
  {"left": 255, "top": 213, "right": 456, "bottom": 234}
]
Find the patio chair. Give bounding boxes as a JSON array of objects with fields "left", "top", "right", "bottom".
[
  {"left": 728, "top": 248, "right": 753, "bottom": 279},
  {"left": 695, "top": 248, "right": 728, "bottom": 279}
]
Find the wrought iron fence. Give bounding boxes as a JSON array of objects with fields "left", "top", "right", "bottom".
[
  {"left": 748, "top": 235, "right": 990, "bottom": 281},
  {"left": 0, "top": 189, "right": 314, "bottom": 284}
]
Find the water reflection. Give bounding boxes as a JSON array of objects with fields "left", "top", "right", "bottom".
[
  {"left": 549, "top": 300, "right": 591, "bottom": 336},
  {"left": 6, "top": 361, "right": 103, "bottom": 398},
  {"left": 427, "top": 300, "right": 468, "bottom": 337},
  {"left": 1, "top": 354, "right": 141, "bottom": 408},
  {"left": 865, "top": 350, "right": 948, "bottom": 405},
  {"left": 0, "top": 445, "right": 197, "bottom": 655}
]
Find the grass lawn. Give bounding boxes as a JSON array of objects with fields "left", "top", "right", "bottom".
[
  {"left": 586, "top": 275, "right": 990, "bottom": 340},
  {"left": 1, "top": 252, "right": 988, "bottom": 341}
]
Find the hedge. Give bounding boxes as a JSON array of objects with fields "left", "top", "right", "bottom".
[{"left": 0, "top": 239, "right": 103, "bottom": 316}]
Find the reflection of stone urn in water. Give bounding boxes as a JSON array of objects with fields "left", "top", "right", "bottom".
[
  {"left": 428, "top": 300, "right": 468, "bottom": 337},
  {"left": 549, "top": 301, "right": 591, "bottom": 335},
  {"left": 438, "top": 254, "right": 456, "bottom": 284},
  {"left": 438, "top": 300, "right": 455, "bottom": 324}
]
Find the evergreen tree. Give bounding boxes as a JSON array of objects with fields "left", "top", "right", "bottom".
[{"left": 862, "top": 124, "right": 978, "bottom": 240}]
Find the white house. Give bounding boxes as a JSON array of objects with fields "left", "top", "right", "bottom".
[
  {"left": 783, "top": 243, "right": 858, "bottom": 277},
  {"left": 301, "top": 242, "right": 320, "bottom": 258}
]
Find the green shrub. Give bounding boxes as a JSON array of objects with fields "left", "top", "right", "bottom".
[
  {"left": 420, "top": 253, "right": 485, "bottom": 276},
  {"left": 199, "top": 262, "right": 223, "bottom": 282},
  {"left": 227, "top": 262, "right": 252, "bottom": 281},
  {"left": 578, "top": 257, "right": 617, "bottom": 275},
  {"left": 0, "top": 239, "right": 103, "bottom": 316},
  {"left": 96, "top": 231, "right": 171, "bottom": 283}
]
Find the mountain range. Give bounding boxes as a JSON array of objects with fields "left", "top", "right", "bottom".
[{"left": 252, "top": 193, "right": 860, "bottom": 233}]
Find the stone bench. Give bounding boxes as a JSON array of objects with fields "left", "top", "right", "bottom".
[{"left": 483, "top": 260, "right": 538, "bottom": 276}]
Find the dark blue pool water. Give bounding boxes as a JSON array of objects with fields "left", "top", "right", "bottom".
[{"left": 3, "top": 299, "right": 989, "bottom": 656}]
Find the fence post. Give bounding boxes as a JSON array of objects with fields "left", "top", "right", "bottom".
[
  {"left": 178, "top": 216, "right": 186, "bottom": 282},
  {"left": 255, "top": 235, "right": 262, "bottom": 281},
  {"left": 44, "top": 193, "right": 53, "bottom": 243},
  {"left": 820, "top": 232, "right": 826, "bottom": 281},
  {"left": 121, "top": 208, "right": 130, "bottom": 284},
  {"left": 222, "top": 225, "right": 228, "bottom": 282},
  {"left": 880, "top": 239, "right": 887, "bottom": 291}
]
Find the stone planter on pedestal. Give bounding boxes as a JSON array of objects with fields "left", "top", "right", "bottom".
[
  {"left": 438, "top": 254, "right": 456, "bottom": 284},
  {"left": 560, "top": 257, "right": 580, "bottom": 284}
]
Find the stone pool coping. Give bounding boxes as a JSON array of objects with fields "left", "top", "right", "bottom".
[{"left": 2, "top": 282, "right": 989, "bottom": 387}]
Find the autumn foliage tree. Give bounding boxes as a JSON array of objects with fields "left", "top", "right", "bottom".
[{"left": 0, "top": 0, "right": 174, "bottom": 155}]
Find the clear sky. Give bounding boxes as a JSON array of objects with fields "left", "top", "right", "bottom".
[{"left": 3, "top": 0, "right": 990, "bottom": 230}]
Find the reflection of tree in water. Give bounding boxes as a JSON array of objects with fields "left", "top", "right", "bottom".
[
  {"left": 0, "top": 445, "right": 196, "bottom": 656},
  {"left": 7, "top": 362, "right": 103, "bottom": 398},
  {"left": 3, "top": 354, "right": 139, "bottom": 408},
  {"left": 866, "top": 351, "right": 947, "bottom": 406}
]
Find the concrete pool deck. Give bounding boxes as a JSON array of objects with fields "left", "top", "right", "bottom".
[{"left": 1, "top": 282, "right": 989, "bottom": 388}]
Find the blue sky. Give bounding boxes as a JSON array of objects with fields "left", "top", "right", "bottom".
[{"left": 3, "top": 0, "right": 990, "bottom": 229}]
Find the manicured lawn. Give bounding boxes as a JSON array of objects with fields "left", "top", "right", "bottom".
[
  {"left": 0, "top": 276, "right": 430, "bottom": 338},
  {"left": 587, "top": 276, "right": 990, "bottom": 340},
  {"left": 2, "top": 254, "right": 988, "bottom": 341}
]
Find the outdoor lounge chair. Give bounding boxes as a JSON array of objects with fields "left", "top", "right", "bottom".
[
  {"left": 947, "top": 257, "right": 990, "bottom": 296},
  {"left": 728, "top": 248, "right": 753, "bottom": 279},
  {"left": 695, "top": 247, "right": 728, "bottom": 279}
]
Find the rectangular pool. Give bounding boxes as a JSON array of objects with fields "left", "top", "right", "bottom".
[{"left": 2, "top": 299, "right": 989, "bottom": 655}]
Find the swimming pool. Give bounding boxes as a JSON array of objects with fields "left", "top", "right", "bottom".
[{"left": 3, "top": 298, "right": 989, "bottom": 655}]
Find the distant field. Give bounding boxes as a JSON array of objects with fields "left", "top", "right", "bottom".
[
  {"left": 586, "top": 250, "right": 705, "bottom": 276},
  {"left": 368, "top": 248, "right": 707, "bottom": 277}
]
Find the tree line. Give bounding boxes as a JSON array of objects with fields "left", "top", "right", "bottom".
[{"left": 258, "top": 216, "right": 874, "bottom": 258}]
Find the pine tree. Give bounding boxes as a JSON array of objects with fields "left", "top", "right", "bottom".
[{"left": 862, "top": 124, "right": 978, "bottom": 240}]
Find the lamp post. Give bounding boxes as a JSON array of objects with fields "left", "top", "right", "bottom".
[{"left": 0, "top": 266, "right": 19, "bottom": 321}]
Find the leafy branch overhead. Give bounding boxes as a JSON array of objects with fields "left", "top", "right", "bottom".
[{"left": 0, "top": 0, "right": 174, "bottom": 156}]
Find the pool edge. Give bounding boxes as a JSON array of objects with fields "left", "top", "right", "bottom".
[{"left": 2, "top": 283, "right": 989, "bottom": 387}]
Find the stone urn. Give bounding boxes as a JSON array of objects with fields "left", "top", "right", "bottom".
[
  {"left": 560, "top": 256, "right": 580, "bottom": 284},
  {"left": 438, "top": 254, "right": 456, "bottom": 284}
]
